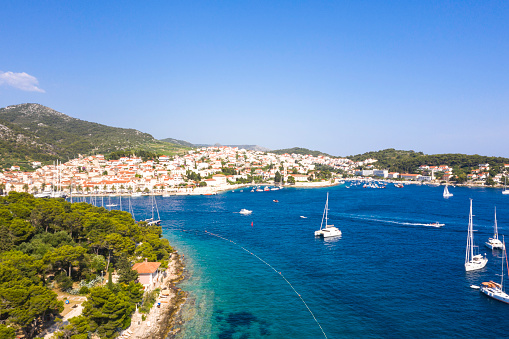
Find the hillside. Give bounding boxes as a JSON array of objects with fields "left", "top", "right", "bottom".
[
  {"left": 0, "top": 103, "right": 189, "bottom": 169},
  {"left": 194, "top": 143, "right": 270, "bottom": 152},
  {"left": 160, "top": 137, "right": 195, "bottom": 148},
  {"left": 271, "top": 147, "right": 333, "bottom": 157},
  {"left": 347, "top": 148, "right": 509, "bottom": 173}
]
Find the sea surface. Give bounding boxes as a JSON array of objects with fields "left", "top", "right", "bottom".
[{"left": 128, "top": 184, "right": 509, "bottom": 338}]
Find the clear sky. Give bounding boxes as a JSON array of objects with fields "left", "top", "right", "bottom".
[{"left": 1, "top": 1, "right": 508, "bottom": 157}]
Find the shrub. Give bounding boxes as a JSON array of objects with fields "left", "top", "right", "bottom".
[{"left": 79, "top": 286, "right": 90, "bottom": 295}]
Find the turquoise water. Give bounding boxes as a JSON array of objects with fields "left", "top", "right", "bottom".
[{"left": 131, "top": 185, "right": 509, "bottom": 338}]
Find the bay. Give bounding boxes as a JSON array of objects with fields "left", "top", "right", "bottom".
[{"left": 130, "top": 184, "right": 509, "bottom": 338}]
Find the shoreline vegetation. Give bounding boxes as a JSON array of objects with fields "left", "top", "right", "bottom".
[{"left": 0, "top": 192, "right": 178, "bottom": 339}]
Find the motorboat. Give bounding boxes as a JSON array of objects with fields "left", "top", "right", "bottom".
[
  {"left": 426, "top": 222, "right": 445, "bottom": 227},
  {"left": 239, "top": 209, "right": 252, "bottom": 215}
]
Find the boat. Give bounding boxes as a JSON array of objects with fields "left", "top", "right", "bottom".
[
  {"left": 503, "top": 176, "right": 509, "bottom": 195},
  {"left": 131, "top": 192, "right": 142, "bottom": 197},
  {"left": 239, "top": 209, "right": 252, "bottom": 215},
  {"left": 144, "top": 195, "right": 161, "bottom": 226},
  {"left": 443, "top": 184, "right": 453, "bottom": 198},
  {"left": 486, "top": 207, "right": 505, "bottom": 250},
  {"left": 465, "top": 199, "right": 488, "bottom": 271},
  {"left": 300, "top": 216, "right": 307, "bottom": 219},
  {"left": 425, "top": 222, "right": 445, "bottom": 227},
  {"left": 480, "top": 237, "right": 509, "bottom": 304},
  {"left": 315, "top": 193, "right": 341, "bottom": 238},
  {"left": 273, "top": 200, "right": 279, "bottom": 203}
]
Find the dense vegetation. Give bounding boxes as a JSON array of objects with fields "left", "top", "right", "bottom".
[
  {"left": 271, "top": 147, "right": 333, "bottom": 157},
  {"left": 347, "top": 148, "right": 509, "bottom": 174},
  {"left": 0, "top": 103, "right": 189, "bottom": 169},
  {"left": 0, "top": 192, "right": 172, "bottom": 338}
]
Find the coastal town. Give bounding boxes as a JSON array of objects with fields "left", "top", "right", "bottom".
[{"left": 2, "top": 146, "right": 509, "bottom": 196}]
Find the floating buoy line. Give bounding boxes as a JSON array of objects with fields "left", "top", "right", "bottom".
[{"left": 175, "top": 228, "right": 328, "bottom": 338}]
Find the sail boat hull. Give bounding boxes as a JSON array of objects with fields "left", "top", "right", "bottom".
[
  {"left": 486, "top": 238, "right": 505, "bottom": 250},
  {"left": 315, "top": 228, "right": 342, "bottom": 238},
  {"left": 465, "top": 257, "right": 488, "bottom": 271},
  {"left": 480, "top": 286, "right": 509, "bottom": 303}
]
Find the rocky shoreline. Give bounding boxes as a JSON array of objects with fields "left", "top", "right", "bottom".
[{"left": 127, "top": 251, "right": 189, "bottom": 339}]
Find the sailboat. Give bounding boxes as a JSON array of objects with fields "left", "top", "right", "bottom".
[
  {"left": 486, "top": 207, "right": 505, "bottom": 250},
  {"left": 465, "top": 199, "right": 488, "bottom": 271},
  {"left": 315, "top": 193, "right": 341, "bottom": 238},
  {"left": 480, "top": 237, "right": 509, "bottom": 304},
  {"left": 443, "top": 184, "right": 453, "bottom": 198},
  {"left": 503, "top": 176, "right": 509, "bottom": 195},
  {"left": 144, "top": 195, "right": 161, "bottom": 226}
]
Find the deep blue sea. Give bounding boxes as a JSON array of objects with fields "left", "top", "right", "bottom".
[{"left": 129, "top": 184, "right": 509, "bottom": 338}]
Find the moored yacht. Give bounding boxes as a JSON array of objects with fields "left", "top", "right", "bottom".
[
  {"left": 480, "top": 237, "right": 509, "bottom": 304},
  {"left": 315, "top": 193, "right": 341, "bottom": 238},
  {"left": 486, "top": 207, "right": 505, "bottom": 250},
  {"left": 465, "top": 199, "right": 488, "bottom": 271}
]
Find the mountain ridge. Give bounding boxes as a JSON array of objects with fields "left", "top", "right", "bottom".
[{"left": 0, "top": 103, "right": 188, "bottom": 169}]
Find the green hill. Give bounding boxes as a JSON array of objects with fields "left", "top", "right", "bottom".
[
  {"left": 0, "top": 103, "right": 189, "bottom": 169},
  {"left": 160, "top": 137, "right": 195, "bottom": 148},
  {"left": 347, "top": 148, "right": 509, "bottom": 173}
]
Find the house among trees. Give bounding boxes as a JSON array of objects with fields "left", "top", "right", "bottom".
[{"left": 132, "top": 259, "right": 161, "bottom": 290}]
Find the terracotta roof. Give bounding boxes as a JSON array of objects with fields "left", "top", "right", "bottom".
[{"left": 132, "top": 261, "right": 161, "bottom": 274}]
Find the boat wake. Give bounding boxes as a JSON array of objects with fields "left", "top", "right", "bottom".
[{"left": 338, "top": 213, "right": 442, "bottom": 228}]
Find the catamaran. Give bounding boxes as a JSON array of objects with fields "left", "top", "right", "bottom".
[
  {"left": 443, "top": 184, "right": 453, "bottom": 198},
  {"left": 480, "top": 237, "right": 509, "bottom": 304},
  {"left": 315, "top": 193, "right": 341, "bottom": 238},
  {"left": 486, "top": 207, "right": 505, "bottom": 250},
  {"left": 465, "top": 199, "right": 488, "bottom": 271}
]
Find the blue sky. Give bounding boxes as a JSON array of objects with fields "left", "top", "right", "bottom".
[{"left": 1, "top": 1, "right": 508, "bottom": 157}]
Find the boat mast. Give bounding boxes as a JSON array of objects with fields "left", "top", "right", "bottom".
[
  {"left": 466, "top": 199, "right": 474, "bottom": 264},
  {"left": 325, "top": 193, "right": 329, "bottom": 228},
  {"left": 494, "top": 207, "right": 499, "bottom": 240},
  {"left": 320, "top": 193, "right": 328, "bottom": 231},
  {"left": 501, "top": 236, "right": 504, "bottom": 291}
]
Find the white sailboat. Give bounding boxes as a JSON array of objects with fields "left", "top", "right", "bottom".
[
  {"left": 315, "top": 193, "right": 341, "bottom": 238},
  {"left": 480, "top": 237, "right": 509, "bottom": 304},
  {"left": 465, "top": 199, "right": 488, "bottom": 271},
  {"left": 503, "top": 176, "right": 509, "bottom": 195},
  {"left": 144, "top": 195, "right": 161, "bottom": 226},
  {"left": 443, "top": 184, "right": 453, "bottom": 198},
  {"left": 486, "top": 207, "right": 505, "bottom": 250}
]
